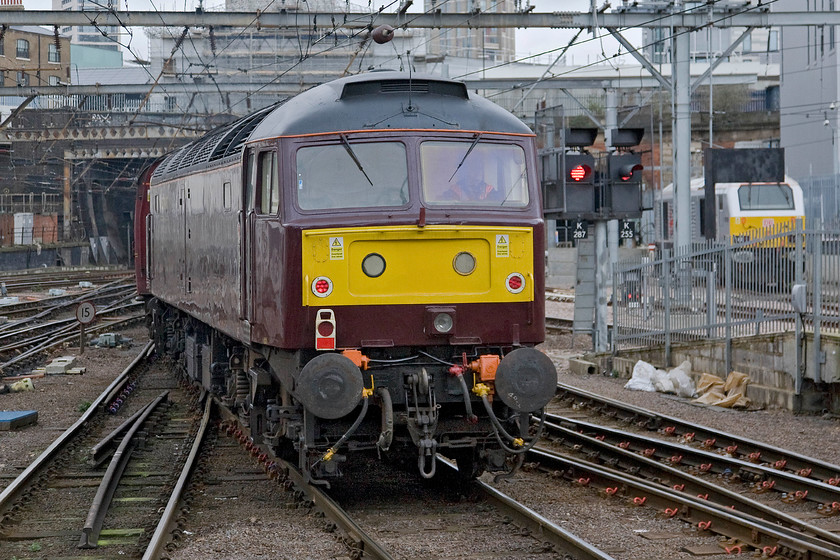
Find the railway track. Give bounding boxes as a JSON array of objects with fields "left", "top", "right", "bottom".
[
  {"left": 0, "top": 281, "right": 135, "bottom": 322},
  {"left": 520, "top": 446, "right": 840, "bottom": 559},
  {"left": 0, "top": 344, "right": 207, "bottom": 559},
  {"left": 529, "top": 384, "right": 840, "bottom": 558},
  {"left": 553, "top": 383, "right": 840, "bottom": 487},
  {"left": 165, "top": 400, "right": 617, "bottom": 560},
  {"left": 0, "top": 339, "right": 617, "bottom": 560},
  {"left": 545, "top": 316, "right": 574, "bottom": 334},
  {"left": 0, "top": 267, "right": 133, "bottom": 292},
  {"left": 0, "top": 299, "right": 144, "bottom": 377}
]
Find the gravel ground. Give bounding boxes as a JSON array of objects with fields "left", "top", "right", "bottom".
[
  {"left": 3, "top": 298, "right": 839, "bottom": 560},
  {"left": 0, "top": 324, "right": 148, "bottom": 490}
]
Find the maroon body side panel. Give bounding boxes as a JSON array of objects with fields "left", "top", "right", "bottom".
[{"left": 149, "top": 163, "right": 245, "bottom": 342}]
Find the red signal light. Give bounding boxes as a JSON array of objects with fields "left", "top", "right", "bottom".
[
  {"left": 569, "top": 164, "right": 591, "bottom": 182},
  {"left": 620, "top": 163, "right": 643, "bottom": 181}
]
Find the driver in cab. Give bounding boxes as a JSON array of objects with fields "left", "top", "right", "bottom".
[{"left": 443, "top": 159, "right": 502, "bottom": 202}]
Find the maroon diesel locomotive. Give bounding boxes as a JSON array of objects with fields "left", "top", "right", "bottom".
[{"left": 135, "top": 71, "right": 556, "bottom": 484}]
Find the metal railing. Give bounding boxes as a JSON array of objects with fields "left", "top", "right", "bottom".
[
  {"left": 612, "top": 220, "right": 839, "bottom": 375},
  {"left": 0, "top": 193, "right": 62, "bottom": 214}
]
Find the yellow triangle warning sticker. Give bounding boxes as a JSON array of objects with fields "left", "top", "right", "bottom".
[
  {"left": 329, "top": 237, "right": 344, "bottom": 260},
  {"left": 496, "top": 234, "right": 509, "bottom": 257}
]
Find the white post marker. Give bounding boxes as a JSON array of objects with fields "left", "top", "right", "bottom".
[{"left": 76, "top": 301, "right": 96, "bottom": 354}]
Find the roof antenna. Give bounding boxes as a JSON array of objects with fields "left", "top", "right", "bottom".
[{"left": 407, "top": 50, "right": 414, "bottom": 112}]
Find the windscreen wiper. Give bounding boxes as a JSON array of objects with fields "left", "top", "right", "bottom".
[
  {"left": 340, "top": 134, "right": 373, "bottom": 186},
  {"left": 448, "top": 133, "right": 482, "bottom": 182}
]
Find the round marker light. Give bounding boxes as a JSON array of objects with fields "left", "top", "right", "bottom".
[
  {"left": 318, "top": 321, "right": 334, "bottom": 337},
  {"left": 453, "top": 251, "right": 476, "bottom": 275},
  {"left": 433, "top": 312, "right": 454, "bottom": 333},
  {"left": 362, "top": 253, "right": 386, "bottom": 278},
  {"left": 312, "top": 276, "right": 333, "bottom": 297},
  {"left": 506, "top": 273, "right": 525, "bottom": 294}
]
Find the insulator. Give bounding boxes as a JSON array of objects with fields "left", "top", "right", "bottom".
[{"left": 208, "top": 25, "right": 217, "bottom": 55}]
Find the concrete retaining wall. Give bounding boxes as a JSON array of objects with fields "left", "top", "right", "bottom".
[
  {"left": 0, "top": 244, "right": 90, "bottom": 272},
  {"left": 590, "top": 331, "right": 838, "bottom": 413}
]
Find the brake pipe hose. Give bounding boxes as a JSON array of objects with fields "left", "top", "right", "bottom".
[
  {"left": 314, "top": 383, "right": 374, "bottom": 466},
  {"left": 477, "top": 387, "right": 546, "bottom": 454},
  {"left": 450, "top": 367, "right": 477, "bottom": 423}
]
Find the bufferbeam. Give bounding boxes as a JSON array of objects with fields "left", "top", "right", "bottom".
[{"left": 0, "top": 10, "right": 837, "bottom": 29}]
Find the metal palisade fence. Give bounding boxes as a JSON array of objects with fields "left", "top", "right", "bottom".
[{"left": 612, "top": 220, "right": 840, "bottom": 381}]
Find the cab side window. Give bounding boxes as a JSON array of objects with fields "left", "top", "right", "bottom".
[
  {"left": 245, "top": 151, "right": 257, "bottom": 211},
  {"left": 258, "top": 151, "right": 280, "bottom": 215}
]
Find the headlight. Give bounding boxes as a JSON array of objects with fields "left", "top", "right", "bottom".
[
  {"left": 453, "top": 251, "right": 476, "bottom": 275},
  {"left": 433, "top": 312, "right": 454, "bottom": 333},
  {"left": 362, "top": 253, "right": 386, "bottom": 278}
]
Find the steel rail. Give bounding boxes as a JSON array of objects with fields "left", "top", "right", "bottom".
[
  {"left": 142, "top": 394, "right": 211, "bottom": 560},
  {"left": 431, "top": 458, "right": 616, "bottom": 560},
  {"left": 0, "top": 341, "right": 153, "bottom": 517},
  {"left": 213, "top": 401, "right": 395, "bottom": 560},
  {"left": 545, "top": 316, "right": 573, "bottom": 334},
  {"left": 88, "top": 403, "right": 154, "bottom": 467},
  {"left": 551, "top": 413, "right": 840, "bottom": 506},
  {"left": 528, "top": 447, "right": 840, "bottom": 560},
  {"left": 79, "top": 390, "right": 170, "bottom": 549},
  {"left": 555, "top": 383, "right": 840, "bottom": 483},
  {"left": 541, "top": 418, "right": 840, "bottom": 551},
  {"left": 477, "top": 481, "right": 617, "bottom": 560},
  {"left": 1, "top": 294, "right": 141, "bottom": 343}
]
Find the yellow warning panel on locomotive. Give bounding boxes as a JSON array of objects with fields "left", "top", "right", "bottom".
[{"left": 301, "top": 225, "right": 534, "bottom": 306}]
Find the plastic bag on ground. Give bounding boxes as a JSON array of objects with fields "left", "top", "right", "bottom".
[
  {"left": 668, "top": 360, "right": 696, "bottom": 398},
  {"left": 652, "top": 369, "right": 675, "bottom": 394},
  {"left": 624, "top": 360, "right": 658, "bottom": 392}
]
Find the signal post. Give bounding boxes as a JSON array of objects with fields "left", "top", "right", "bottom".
[{"left": 541, "top": 127, "right": 645, "bottom": 352}]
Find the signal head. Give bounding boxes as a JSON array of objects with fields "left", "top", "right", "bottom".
[
  {"left": 619, "top": 163, "right": 643, "bottom": 181},
  {"left": 569, "top": 163, "right": 592, "bottom": 182}
]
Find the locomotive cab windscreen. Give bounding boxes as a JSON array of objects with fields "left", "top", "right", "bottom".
[
  {"left": 737, "top": 183, "right": 795, "bottom": 211},
  {"left": 296, "top": 140, "right": 410, "bottom": 210},
  {"left": 421, "top": 141, "right": 530, "bottom": 207}
]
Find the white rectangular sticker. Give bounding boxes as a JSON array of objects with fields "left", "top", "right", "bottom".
[
  {"left": 495, "top": 234, "right": 509, "bottom": 257},
  {"left": 329, "top": 237, "right": 344, "bottom": 260}
]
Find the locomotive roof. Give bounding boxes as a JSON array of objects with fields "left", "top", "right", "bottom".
[
  {"left": 248, "top": 71, "right": 533, "bottom": 139},
  {"left": 152, "top": 71, "right": 532, "bottom": 183}
]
